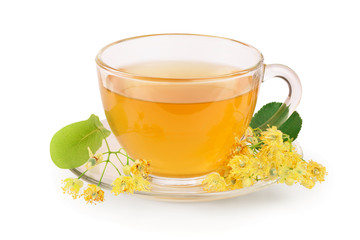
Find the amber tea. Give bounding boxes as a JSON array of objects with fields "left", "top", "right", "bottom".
[{"left": 99, "top": 61, "right": 259, "bottom": 177}]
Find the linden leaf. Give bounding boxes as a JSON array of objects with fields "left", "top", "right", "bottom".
[
  {"left": 50, "top": 114, "right": 111, "bottom": 169},
  {"left": 279, "top": 111, "right": 302, "bottom": 140},
  {"left": 250, "top": 102, "right": 302, "bottom": 140},
  {"left": 250, "top": 102, "right": 288, "bottom": 129}
]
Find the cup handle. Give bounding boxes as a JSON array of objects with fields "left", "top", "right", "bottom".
[{"left": 257, "top": 64, "right": 302, "bottom": 130}]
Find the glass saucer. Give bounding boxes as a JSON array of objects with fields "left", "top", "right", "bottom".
[{"left": 70, "top": 120, "right": 303, "bottom": 202}]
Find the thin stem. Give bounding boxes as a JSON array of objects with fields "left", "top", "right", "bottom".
[
  {"left": 114, "top": 153, "right": 125, "bottom": 166},
  {"left": 101, "top": 151, "right": 126, "bottom": 166},
  {"left": 250, "top": 141, "right": 264, "bottom": 151},
  {"left": 98, "top": 154, "right": 110, "bottom": 186},
  {"left": 98, "top": 161, "right": 109, "bottom": 186},
  {"left": 116, "top": 150, "right": 135, "bottom": 162},
  {"left": 289, "top": 141, "right": 293, "bottom": 152},
  {"left": 108, "top": 160, "right": 122, "bottom": 176},
  {"left": 99, "top": 129, "right": 111, "bottom": 152},
  {"left": 78, "top": 169, "right": 89, "bottom": 179}
]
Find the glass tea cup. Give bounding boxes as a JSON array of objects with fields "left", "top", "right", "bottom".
[{"left": 96, "top": 34, "right": 301, "bottom": 186}]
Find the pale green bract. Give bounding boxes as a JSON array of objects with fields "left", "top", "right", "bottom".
[{"left": 50, "top": 114, "right": 111, "bottom": 169}]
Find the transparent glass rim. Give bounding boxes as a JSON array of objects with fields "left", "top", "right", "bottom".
[{"left": 95, "top": 33, "right": 264, "bottom": 83}]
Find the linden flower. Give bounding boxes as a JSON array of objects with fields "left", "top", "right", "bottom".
[
  {"left": 278, "top": 167, "right": 303, "bottom": 186},
  {"left": 301, "top": 178, "right": 316, "bottom": 189},
  {"left": 282, "top": 151, "right": 304, "bottom": 169},
  {"left": 239, "top": 143, "right": 254, "bottom": 156},
  {"left": 253, "top": 162, "right": 272, "bottom": 181},
  {"left": 225, "top": 173, "right": 255, "bottom": 189},
  {"left": 202, "top": 173, "right": 227, "bottom": 192},
  {"left": 216, "top": 161, "right": 232, "bottom": 179},
  {"left": 245, "top": 127, "right": 258, "bottom": 145},
  {"left": 227, "top": 154, "right": 265, "bottom": 188},
  {"left": 242, "top": 177, "right": 254, "bottom": 188},
  {"left": 133, "top": 175, "right": 151, "bottom": 192},
  {"left": 230, "top": 139, "right": 254, "bottom": 157},
  {"left": 202, "top": 126, "right": 327, "bottom": 192},
  {"left": 85, "top": 147, "right": 103, "bottom": 170},
  {"left": 225, "top": 175, "right": 239, "bottom": 189},
  {"left": 131, "top": 159, "right": 150, "bottom": 178},
  {"left": 111, "top": 176, "right": 135, "bottom": 195},
  {"left": 82, "top": 184, "right": 104, "bottom": 204},
  {"left": 261, "top": 126, "right": 283, "bottom": 146},
  {"left": 229, "top": 155, "right": 258, "bottom": 179},
  {"left": 257, "top": 142, "right": 286, "bottom": 168},
  {"left": 62, "top": 178, "right": 83, "bottom": 199},
  {"left": 307, "top": 160, "right": 327, "bottom": 182}
]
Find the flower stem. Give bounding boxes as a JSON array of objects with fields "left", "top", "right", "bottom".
[
  {"left": 115, "top": 150, "right": 135, "bottom": 162},
  {"left": 99, "top": 129, "right": 111, "bottom": 152},
  {"left": 98, "top": 154, "right": 110, "bottom": 186},
  {"left": 78, "top": 169, "right": 89, "bottom": 179},
  {"left": 108, "top": 160, "right": 122, "bottom": 176},
  {"left": 250, "top": 141, "right": 263, "bottom": 151},
  {"left": 114, "top": 153, "right": 125, "bottom": 166},
  {"left": 98, "top": 161, "right": 109, "bottom": 186},
  {"left": 101, "top": 151, "right": 126, "bottom": 166}
]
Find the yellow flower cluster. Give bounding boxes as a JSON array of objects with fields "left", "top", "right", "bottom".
[
  {"left": 131, "top": 159, "right": 151, "bottom": 178},
  {"left": 202, "top": 126, "right": 327, "bottom": 192},
  {"left": 111, "top": 159, "right": 151, "bottom": 195},
  {"left": 82, "top": 184, "right": 104, "bottom": 204},
  {"left": 62, "top": 159, "right": 151, "bottom": 204},
  {"left": 62, "top": 178, "right": 104, "bottom": 204},
  {"left": 61, "top": 178, "right": 84, "bottom": 199}
]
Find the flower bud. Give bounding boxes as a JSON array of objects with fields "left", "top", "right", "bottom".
[
  {"left": 88, "top": 158, "right": 96, "bottom": 166},
  {"left": 123, "top": 165, "right": 131, "bottom": 175},
  {"left": 85, "top": 157, "right": 97, "bottom": 170},
  {"left": 301, "top": 179, "right": 315, "bottom": 189},
  {"left": 313, "top": 168, "right": 320, "bottom": 175},
  {"left": 242, "top": 178, "right": 253, "bottom": 187},
  {"left": 285, "top": 178, "right": 295, "bottom": 186},
  {"left": 270, "top": 168, "right": 277, "bottom": 176},
  {"left": 239, "top": 160, "right": 246, "bottom": 168}
]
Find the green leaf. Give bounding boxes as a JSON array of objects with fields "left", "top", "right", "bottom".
[
  {"left": 250, "top": 102, "right": 302, "bottom": 140},
  {"left": 279, "top": 111, "right": 302, "bottom": 140},
  {"left": 250, "top": 102, "right": 288, "bottom": 129},
  {"left": 50, "top": 114, "right": 111, "bottom": 169}
]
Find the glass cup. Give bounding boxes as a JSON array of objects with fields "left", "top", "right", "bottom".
[{"left": 96, "top": 34, "right": 301, "bottom": 186}]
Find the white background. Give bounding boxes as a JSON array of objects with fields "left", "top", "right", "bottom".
[{"left": 1, "top": 0, "right": 359, "bottom": 239}]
